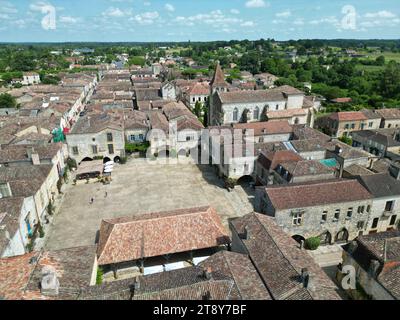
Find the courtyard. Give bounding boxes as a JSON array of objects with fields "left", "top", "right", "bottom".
[{"left": 44, "top": 158, "right": 255, "bottom": 251}]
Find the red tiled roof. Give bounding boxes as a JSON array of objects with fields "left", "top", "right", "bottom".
[
  {"left": 230, "top": 213, "right": 342, "bottom": 300},
  {"left": 233, "top": 120, "right": 293, "bottom": 136},
  {"left": 189, "top": 82, "right": 209, "bottom": 96},
  {"left": 331, "top": 98, "right": 352, "bottom": 103},
  {"left": 258, "top": 150, "right": 303, "bottom": 171},
  {"left": 265, "top": 179, "right": 372, "bottom": 210},
  {"left": 97, "top": 206, "right": 230, "bottom": 265},
  {"left": 329, "top": 111, "right": 368, "bottom": 122},
  {"left": 0, "top": 252, "right": 38, "bottom": 300}
]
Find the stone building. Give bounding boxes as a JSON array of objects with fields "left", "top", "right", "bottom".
[
  {"left": 316, "top": 111, "right": 379, "bottom": 138},
  {"left": 340, "top": 231, "right": 400, "bottom": 300},
  {"left": 230, "top": 213, "right": 342, "bottom": 300},
  {"left": 356, "top": 172, "right": 400, "bottom": 234},
  {"left": 255, "top": 179, "right": 373, "bottom": 244},
  {"left": 66, "top": 113, "right": 125, "bottom": 163},
  {"left": 375, "top": 108, "right": 400, "bottom": 129},
  {"left": 209, "top": 84, "right": 314, "bottom": 127},
  {"left": 352, "top": 128, "right": 400, "bottom": 159}
]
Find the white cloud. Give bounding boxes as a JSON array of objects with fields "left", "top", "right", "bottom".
[
  {"left": 59, "top": 16, "right": 79, "bottom": 24},
  {"left": 245, "top": 0, "right": 268, "bottom": 8},
  {"left": 241, "top": 21, "right": 255, "bottom": 27},
  {"left": 0, "top": 1, "right": 17, "bottom": 14},
  {"left": 365, "top": 10, "right": 396, "bottom": 19},
  {"left": 131, "top": 11, "right": 159, "bottom": 25},
  {"left": 230, "top": 9, "right": 240, "bottom": 15},
  {"left": 102, "top": 7, "right": 131, "bottom": 17},
  {"left": 293, "top": 18, "right": 304, "bottom": 25},
  {"left": 165, "top": 3, "right": 175, "bottom": 12},
  {"left": 276, "top": 10, "right": 291, "bottom": 18}
]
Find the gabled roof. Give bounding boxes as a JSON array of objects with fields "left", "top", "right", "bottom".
[
  {"left": 80, "top": 250, "right": 270, "bottom": 300},
  {"left": 357, "top": 173, "right": 400, "bottom": 198},
  {"left": 230, "top": 213, "right": 341, "bottom": 300},
  {"left": 199, "top": 251, "right": 271, "bottom": 300},
  {"left": 279, "top": 160, "right": 335, "bottom": 177},
  {"left": 0, "top": 143, "right": 62, "bottom": 164},
  {"left": 258, "top": 150, "right": 303, "bottom": 171},
  {"left": 97, "top": 206, "right": 230, "bottom": 265},
  {"left": 0, "top": 197, "right": 25, "bottom": 256},
  {"left": 233, "top": 120, "right": 293, "bottom": 136},
  {"left": 375, "top": 108, "right": 400, "bottom": 120},
  {"left": 264, "top": 179, "right": 372, "bottom": 210},
  {"left": 0, "top": 245, "right": 97, "bottom": 300},
  {"left": 329, "top": 111, "right": 368, "bottom": 122},
  {"left": 217, "top": 85, "right": 304, "bottom": 104},
  {"left": 344, "top": 231, "right": 400, "bottom": 299}
]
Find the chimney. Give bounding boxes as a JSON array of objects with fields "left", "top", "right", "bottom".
[
  {"left": 203, "top": 267, "right": 212, "bottom": 280},
  {"left": 31, "top": 153, "right": 41, "bottom": 165},
  {"left": 27, "top": 147, "right": 34, "bottom": 159},
  {"left": 300, "top": 268, "right": 312, "bottom": 289},
  {"left": 300, "top": 239, "right": 305, "bottom": 250},
  {"left": 335, "top": 145, "right": 343, "bottom": 154},
  {"left": 368, "top": 260, "right": 380, "bottom": 278},
  {"left": 40, "top": 266, "right": 60, "bottom": 297},
  {"left": 348, "top": 241, "right": 358, "bottom": 254},
  {"left": 202, "top": 291, "right": 211, "bottom": 300}
]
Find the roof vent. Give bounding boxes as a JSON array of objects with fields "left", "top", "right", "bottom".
[{"left": 40, "top": 266, "right": 59, "bottom": 297}]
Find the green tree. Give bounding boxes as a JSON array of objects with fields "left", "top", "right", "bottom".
[
  {"left": 380, "top": 61, "right": 400, "bottom": 98},
  {"left": 127, "top": 56, "right": 146, "bottom": 67},
  {"left": 0, "top": 93, "right": 17, "bottom": 108},
  {"left": 375, "top": 55, "right": 385, "bottom": 66}
]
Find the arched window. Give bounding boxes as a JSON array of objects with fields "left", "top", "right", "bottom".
[
  {"left": 233, "top": 108, "right": 238, "bottom": 122},
  {"left": 253, "top": 107, "right": 260, "bottom": 120},
  {"left": 294, "top": 117, "right": 300, "bottom": 125}
]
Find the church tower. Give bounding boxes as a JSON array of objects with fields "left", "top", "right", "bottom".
[
  {"left": 210, "top": 61, "right": 229, "bottom": 95},
  {"left": 209, "top": 62, "right": 229, "bottom": 125}
]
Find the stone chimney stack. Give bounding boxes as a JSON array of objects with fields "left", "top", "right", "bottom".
[
  {"left": 31, "top": 153, "right": 41, "bottom": 165},
  {"left": 40, "top": 266, "right": 60, "bottom": 297},
  {"left": 300, "top": 268, "right": 312, "bottom": 289},
  {"left": 203, "top": 267, "right": 212, "bottom": 280}
]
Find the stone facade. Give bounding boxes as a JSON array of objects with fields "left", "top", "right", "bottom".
[{"left": 66, "top": 128, "right": 125, "bottom": 163}]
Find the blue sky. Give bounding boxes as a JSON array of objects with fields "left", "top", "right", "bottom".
[{"left": 0, "top": 0, "right": 399, "bottom": 42}]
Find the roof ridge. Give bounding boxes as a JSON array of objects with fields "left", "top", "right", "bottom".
[
  {"left": 102, "top": 206, "right": 213, "bottom": 225},
  {"left": 251, "top": 214, "right": 309, "bottom": 299}
]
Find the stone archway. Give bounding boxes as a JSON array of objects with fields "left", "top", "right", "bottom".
[
  {"left": 335, "top": 228, "right": 349, "bottom": 243},
  {"left": 319, "top": 231, "right": 332, "bottom": 245},
  {"left": 103, "top": 157, "right": 111, "bottom": 164},
  {"left": 237, "top": 175, "right": 255, "bottom": 185}
]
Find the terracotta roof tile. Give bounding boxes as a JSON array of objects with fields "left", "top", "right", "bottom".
[
  {"left": 97, "top": 206, "right": 230, "bottom": 265},
  {"left": 264, "top": 179, "right": 372, "bottom": 210},
  {"left": 230, "top": 213, "right": 342, "bottom": 300}
]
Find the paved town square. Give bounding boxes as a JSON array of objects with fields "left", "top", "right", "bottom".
[{"left": 45, "top": 159, "right": 254, "bottom": 250}]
